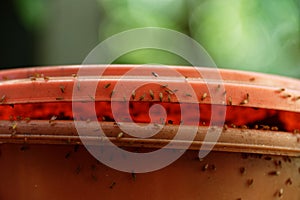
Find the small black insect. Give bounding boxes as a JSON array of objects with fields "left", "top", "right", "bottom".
[
  {"left": 109, "top": 181, "right": 116, "bottom": 189},
  {"left": 104, "top": 83, "right": 111, "bottom": 88},
  {"left": 152, "top": 72, "right": 159, "bottom": 77}
]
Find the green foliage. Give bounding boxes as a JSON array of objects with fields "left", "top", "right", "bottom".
[
  {"left": 14, "top": 0, "right": 45, "bottom": 30},
  {"left": 189, "top": 0, "right": 300, "bottom": 77},
  {"left": 13, "top": 0, "right": 300, "bottom": 77},
  {"left": 97, "top": 0, "right": 189, "bottom": 65}
]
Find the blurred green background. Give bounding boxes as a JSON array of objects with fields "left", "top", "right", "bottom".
[{"left": 1, "top": 0, "right": 299, "bottom": 77}]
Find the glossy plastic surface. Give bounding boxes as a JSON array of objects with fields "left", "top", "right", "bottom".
[
  {"left": 0, "top": 65, "right": 300, "bottom": 199},
  {"left": 0, "top": 65, "right": 299, "bottom": 155}
]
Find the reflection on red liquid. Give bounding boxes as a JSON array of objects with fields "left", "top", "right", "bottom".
[{"left": 0, "top": 101, "right": 299, "bottom": 132}]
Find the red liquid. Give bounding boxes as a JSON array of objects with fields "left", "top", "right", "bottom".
[{"left": 0, "top": 101, "right": 299, "bottom": 132}]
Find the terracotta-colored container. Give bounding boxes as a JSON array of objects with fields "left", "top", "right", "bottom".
[{"left": 0, "top": 65, "right": 299, "bottom": 199}]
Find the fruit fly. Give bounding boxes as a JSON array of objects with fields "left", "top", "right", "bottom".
[
  {"left": 10, "top": 122, "right": 17, "bottom": 135},
  {"left": 202, "top": 163, "right": 209, "bottom": 171},
  {"left": 282, "top": 93, "right": 292, "bottom": 98},
  {"left": 152, "top": 72, "right": 159, "bottom": 77},
  {"left": 168, "top": 94, "right": 171, "bottom": 102},
  {"left": 110, "top": 90, "right": 115, "bottom": 98},
  {"left": 247, "top": 179, "right": 254, "bottom": 186},
  {"left": 210, "top": 164, "right": 216, "bottom": 171},
  {"left": 104, "top": 83, "right": 111, "bottom": 89},
  {"left": 274, "top": 188, "right": 283, "bottom": 198},
  {"left": 117, "top": 132, "right": 123, "bottom": 140},
  {"left": 271, "top": 126, "right": 278, "bottom": 131},
  {"left": 65, "top": 151, "right": 71, "bottom": 159},
  {"left": 276, "top": 88, "right": 285, "bottom": 93},
  {"left": 201, "top": 93, "right": 207, "bottom": 101},
  {"left": 0, "top": 95, "right": 6, "bottom": 103},
  {"left": 261, "top": 125, "right": 270, "bottom": 130},
  {"left": 30, "top": 76, "right": 36, "bottom": 81},
  {"left": 240, "top": 93, "right": 249, "bottom": 105},
  {"left": 88, "top": 95, "right": 95, "bottom": 101},
  {"left": 223, "top": 124, "right": 228, "bottom": 131},
  {"left": 11, "top": 122, "right": 17, "bottom": 130},
  {"left": 240, "top": 99, "right": 248, "bottom": 105},
  {"left": 165, "top": 89, "right": 174, "bottom": 95},
  {"left": 20, "top": 145, "right": 29, "bottom": 151},
  {"left": 139, "top": 93, "right": 145, "bottom": 101},
  {"left": 49, "top": 115, "right": 57, "bottom": 124},
  {"left": 113, "top": 122, "right": 121, "bottom": 127},
  {"left": 59, "top": 85, "right": 65, "bottom": 93},
  {"left": 109, "top": 182, "right": 116, "bottom": 189},
  {"left": 167, "top": 119, "right": 173, "bottom": 124},
  {"left": 159, "top": 92, "right": 163, "bottom": 102},
  {"left": 24, "top": 117, "right": 31, "bottom": 123},
  {"left": 76, "top": 81, "right": 81, "bottom": 91},
  {"left": 228, "top": 97, "right": 232, "bottom": 106},
  {"left": 239, "top": 167, "right": 246, "bottom": 175},
  {"left": 294, "top": 96, "right": 300, "bottom": 101},
  {"left": 43, "top": 76, "right": 49, "bottom": 81},
  {"left": 268, "top": 171, "right": 280, "bottom": 176},
  {"left": 35, "top": 73, "right": 41, "bottom": 78},
  {"left": 285, "top": 178, "right": 292, "bottom": 185},
  {"left": 131, "top": 91, "right": 136, "bottom": 100},
  {"left": 149, "top": 90, "right": 154, "bottom": 99},
  {"left": 264, "top": 156, "right": 272, "bottom": 161},
  {"left": 131, "top": 172, "right": 136, "bottom": 181}
]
